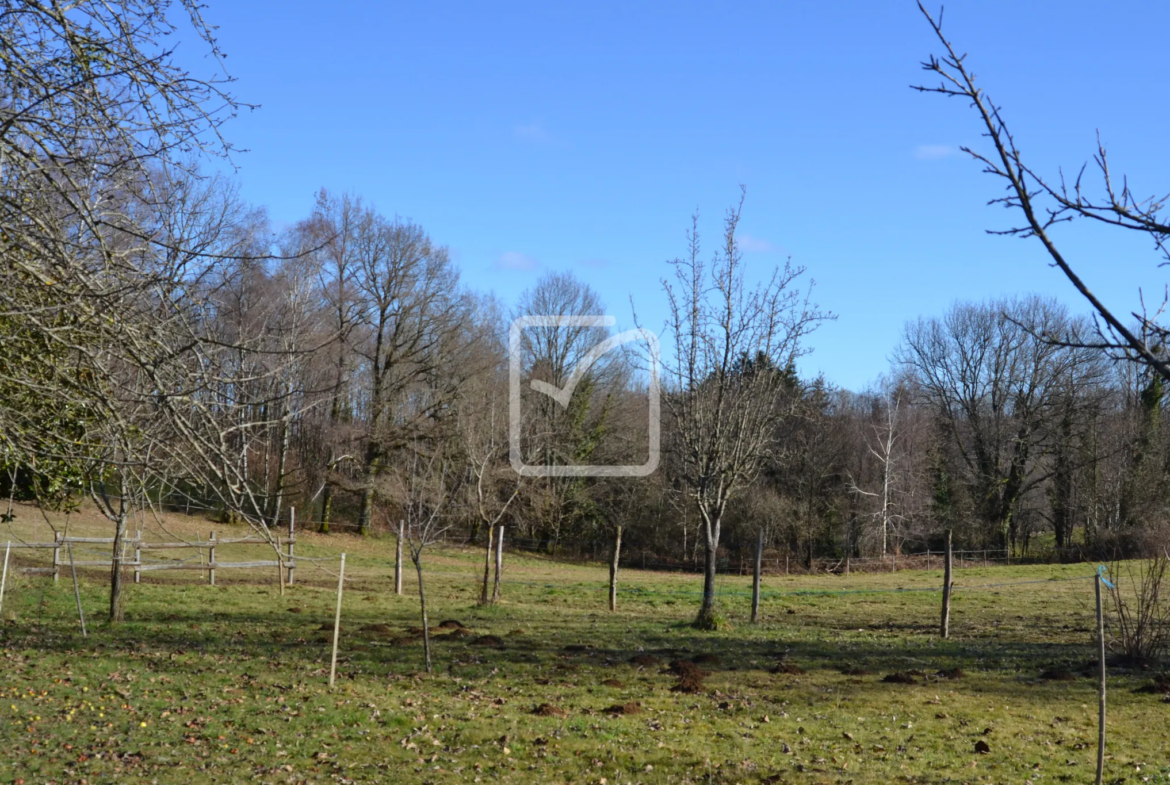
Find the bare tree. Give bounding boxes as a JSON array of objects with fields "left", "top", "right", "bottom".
[
  {"left": 650, "top": 191, "right": 830, "bottom": 628},
  {"left": 898, "top": 296, "right": 1103, "bottom": 553},
  {"left": 351, "top": 211, "right": 469, "bottom": 535}
]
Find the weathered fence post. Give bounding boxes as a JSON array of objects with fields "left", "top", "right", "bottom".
[
  {"left": 329, "top": 553, "right": 346, "bottom": 689},
  {"left": 1095, "top": 568, "right": 1108, "bottom": 785},
  {"left": 287, "top": 508, "right": 296, "bottom": 587},
  {"left": 492, "top": 524, "right": 504, "bottom": 602},
  {"left": 67, "top": 542, "right": 86, "bottom": 638},
  {"left": 0, "top": 541, "right": 10, "bottom": 615},
  {"left": 134, "top": 535, "right": 141, "bottom": 585},
  {"left": 208, "top": 531, "right": 216, "bottom": 586},
  {"left": 844, "top": 555, "right": 851, "bottom": 576},
  {"left": 940, "top": 530, "right": 953, "bottom": 639},
  {"left": 609, "top": 525, "right": 622, "bottom": 612},
  {"left": 52, "top": 531, "right": 61, "bottom": 583},
  {"left": 785, "top": 554, "right": 789, "bottom": 576},
  {"left": 751, "top": 528, "right": 763, "bottom": 624},
  {"left": 394, "top": 520, "right": 404, "bottom": 596}
]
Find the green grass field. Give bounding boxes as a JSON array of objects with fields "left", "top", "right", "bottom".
[{"left": 0, "top": 508, "right": 1168, "bottom": 784}]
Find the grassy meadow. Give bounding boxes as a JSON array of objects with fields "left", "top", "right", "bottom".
[{"left": 0, "top": 505, "right": 1168, "bottom": 784}]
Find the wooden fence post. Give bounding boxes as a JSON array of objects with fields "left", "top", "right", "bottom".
[
  {"left": 52, "top": 531, "right": 61, "bottom": 583},
  {"left": 0, "top": 541, "right": 9, "bottom": 615},
  {"left": 940, "top": 530, "right": 953, "bottom": 639},
  {"left": 395, "top": 520, "right": 404, "bottom": 596},
  {"left": 134, "top": 541, "right": 141, "bottom": 584},
  {"left": 329, "top": 553, "right": 346, "bottom": 689},
  {"left": 1095, "top": 569, "right": 1107, "bottom": 785},
  {"left": 67, "top": 542, "right": 86, "bottom": 638},
  {"left": 287, "top": 508, "right": 295, "bottom": 587},
  {"left": 208, "top": 531, "right": 216, "bottom": 586},
  {"left": 751, "top": 528, "right": 763, "bottom": 624},
  {"left": 609, "top": 525, "right": 622, "bottom": 612}
]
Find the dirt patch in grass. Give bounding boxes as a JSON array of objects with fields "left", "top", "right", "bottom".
[
  {"left": 286, "top": 607, "right": 303, "bottom": 614},
  {"left": 882, "top": 672, "right": 918, "bottom": 685},
  {"left": 532, "top": 703, "right": 567, "bottom": 717},
  {"left": 603, "top": 701, "right": 642, "bottom": 715},
  {"left": 770, "top": 661, "right": 804, "bottom": 675},
  {"left": 445, "top": 627, "right": 475, "bottom": 638},
  {"left": 630, "top": 654, "right": 661, "bottom": 668},
  {"left": 691, "top": 653, "right": 720, "bottom": 666},
  {"left": 1039, "top": 668, "right": 1076, "bottom": 682},
  {"left": 438, "top": 619, "right": 465, "bottom": 629},
  {"left": 357, "top": 623, "right": 394, "bottom": 638},
  {"left": 1134, "top": 674, "right": 1170, "bottom": 694},
  {"left": 471, "top": 635, "right": 505, "bottom": 648},
  {"left": 600, "top": 678, "right": 625, "bottom": 688},
  {"left": 840, "top": 666, "right": 872, "bottom": 676},
  {"left": 936, "top": 668, "right": 965, "bottom": 680}
]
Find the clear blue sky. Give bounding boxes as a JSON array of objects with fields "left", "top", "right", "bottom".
[{"left": 185, "top": 1, "right": 1170, "bottom": 391}]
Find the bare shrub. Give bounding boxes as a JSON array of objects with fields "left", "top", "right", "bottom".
[{"left": 1107, "top": 555, "right": 1170, "bottom": 666}]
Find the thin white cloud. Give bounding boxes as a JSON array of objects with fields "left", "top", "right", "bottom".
[
  {"left": 737, "top": 233, "right": 774, "bottom": 253},
  {"left": 915, "top": 144, "right": 960, "bottom": 160},
  {"left": 495, "top": 251, "right": 539, "bottom": 271},
  {"left": 513, "top": 122, "right": 564, "bottom": 146}
]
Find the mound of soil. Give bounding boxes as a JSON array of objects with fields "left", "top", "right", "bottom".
[
  {"left": 603, "top": 702, "right": 642, "bottom": 715},
  {"left": 840, "top": 666, "right": 872, "bottom": 676},
  {"left": 286, "top": 607, "right": 303, "bottom": 614},
  {"left": 670, "top": 661, "right": 710, "bottom": 693},
  {"left": 1135, "top": 675, "right": 1170, "bottom": 694},
  {"left": 629, "top": 654, "right": 661, "bottom": 668},
  {"left": 936, "top": 668, "right": 965, "bottom": 680},
  {"left": 1039, "top": 668, "right": 1076, "bottom": 682},
  {"left": 358, "top": 623, "right": 394, "bottom": 638},
  {"left": 389, "top": 634, "right": 422, "bottom": 647},
  {"left": 438, "top": 620, "right": 465, "bottom": 629},
  {"left": 532, "top": 703, "right": 567, "bottom": 717},
  {"left": 691, "top": 653, "right": 720, "bottom": 666},
  {"left": 770, "top": 662, "right": 804, "bottom": 675},
  {"left": 600, "top": 678, "right": 625, "bottom": 688},
  {"left": 508, "top": 629, "right": 526, "bottom": 636},
  {"left": 555, "top": 663, "right": 579, "bottom": 672},
  {"left": 445, "top": 627, "right": 475, "bottom": 638},
  {"left": 882, "top": 672, "right": 918, "bottom": 685},
  {"left": 974, "top": 740, "right": 991, "bottom": 754},
  {"left": 471, "top": 635, "right": 505, "bottom": 648}
]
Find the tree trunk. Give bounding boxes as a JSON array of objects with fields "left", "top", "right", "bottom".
[
  {"left": 492, "top": 524, "right": 504, "bottom": 603},
  {"left": 108, "top": 513, "right": 127, "bottom": 623},
  {"left": 480, "top": 523, "right": 495, "bottom": 605},
  {"left": 319, "top": 481, "right": 333, "bottom": 534},
  {"left": 609, "top": 525, "right": 622, "bottom": 612},
  {"left": 694, "top": 520, "right": 720, "bottom": 629},
  {"left": 357, "top": 485, "right": 374, "bottom": 536},
  {"left": 415, "top": 554, "right": 432, "bottom": 673}
]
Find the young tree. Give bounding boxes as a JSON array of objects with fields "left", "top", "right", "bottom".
[{"left": 652, "top": 191, "right": 830, "bottom": 628}]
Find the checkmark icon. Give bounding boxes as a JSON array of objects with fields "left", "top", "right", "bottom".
[{"left": 509, "top": 315, "right": 661, "bottom": 477}]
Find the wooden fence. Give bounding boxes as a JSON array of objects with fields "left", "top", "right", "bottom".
[{"left": 3, "top": 514, "right": 300, "bottom": 587}]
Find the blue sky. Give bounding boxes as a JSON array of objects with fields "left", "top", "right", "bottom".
[{"left": 185, "top": 1, "right": 1170, "bottom": 391}]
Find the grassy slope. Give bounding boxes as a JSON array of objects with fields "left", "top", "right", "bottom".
[{"left": 0, "top": 504, "right": 1168, "bottom": 784}]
